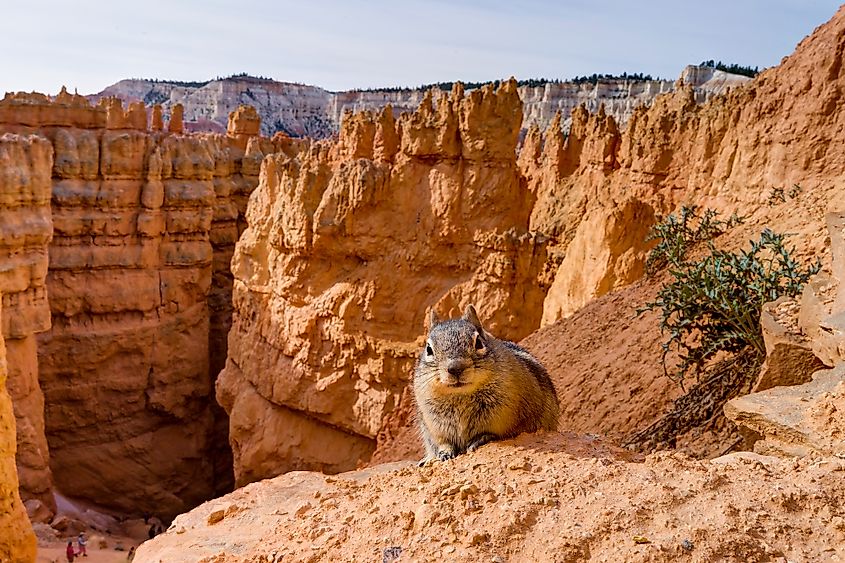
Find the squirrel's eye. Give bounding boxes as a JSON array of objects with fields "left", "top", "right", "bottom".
[
  {"left": 425, "top": 344, "right": 434, "bottom": 357},
  {"left": 474, "top": 332, "right": 486, "bottom": 351}
]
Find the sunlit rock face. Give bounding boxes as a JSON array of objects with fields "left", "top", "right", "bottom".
[
  {"left": 0, "top": 94, "right": 273, "bottom": 519},
  {"left": 219, "top": 80, "right": 553, "bottom": 485}
]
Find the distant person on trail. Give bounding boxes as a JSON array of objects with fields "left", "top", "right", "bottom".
[
  {"left": 77, "top": 532, "right": 88, "bottom": 557},
  {"left": 66, "top": 540, "right": 76, "bottom": 562},
  {"left": 148, "top": 524, "right": 157, "bottom": 539},
  {"left": 127, "top": 546, "right": 136, "bottom": 561}
]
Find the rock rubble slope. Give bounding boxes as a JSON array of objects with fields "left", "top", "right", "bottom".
[{"left": 726, "top": 212, "right": 845, "bottom": 458}]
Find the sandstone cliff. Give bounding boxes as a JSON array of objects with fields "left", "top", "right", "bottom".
[
  {"left": 0, "top": 214, "right": 39, "bottom": 563},
  {"left": 0, "top": 94, "right": 273, "bottom": 519},
  {"left": 0, "top": 133, "right": 56, "bottom": 516},
  {"left": 0, "top": 4, "right": 842, "bottom": 539},
  {"left": 526, "top": 5, "right": 845, "bottom": 325},
  {"left": 93, "top": 65, "right": 749, "bottom": 139}
]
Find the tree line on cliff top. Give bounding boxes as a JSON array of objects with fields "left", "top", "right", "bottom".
[
  {"left": 349, "top": 73, "right": 660, "bottom": 93},
  {"left": 347, "top": 62, "right": 759, "bottom": 93},
  {"left": 699, "top": 60, "right": 759, "bottom": 78},
  {"left": 130, "top": 61, "right": 759, "bottom": 94}
]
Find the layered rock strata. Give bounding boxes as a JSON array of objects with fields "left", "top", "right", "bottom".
[
  {"left": 219, "top": 81, "right": 551, "bottom": 485},
  {"left": 0, "top": 159, "right": 40, "bottom": 562},
  {"left": 0, "top": 95, "right": 270, "bottom": 519},
  {"left": 94, "top": 65, "right": 749, "bottom": 139},
  {"left": 0, "top": 133, "right": 55, "bottom": 514}
]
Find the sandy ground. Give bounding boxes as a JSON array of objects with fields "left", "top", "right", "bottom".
[
  {"left": 37, "top": 544, "right": 137, "bottom": 563},
  {"left": 33, "top": 494, "right": 148, "bottom": 563}
]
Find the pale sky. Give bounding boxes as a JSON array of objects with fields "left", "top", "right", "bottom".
[{"left": 0, "top": 0, "right": 841, "bottom": 95}]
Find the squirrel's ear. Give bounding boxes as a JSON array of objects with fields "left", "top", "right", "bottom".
[
  {"left": 427, "top": 309, "right": 440, "bottom": 331},
  {"left": 462, "top": 304, "right": 482, "bottom": 330}
]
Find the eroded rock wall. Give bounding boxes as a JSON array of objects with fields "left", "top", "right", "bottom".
[
  {"left": 94, "top": 66, "right": 750, "bottom": 139},
  {"left": 527, "top": 5, "right": 845, "bottom": 325},
  {"left": 0, "top": 95, "right": 270, "bottom": 519},
  {"left": 0, "top": 139, "right": 42, "bottom": 563},
  {"left": 220, "top": 80, "right": 551, "bottom": 485},
  {"left": 0, "top": 134, "right": 55, "bottom": 515}
]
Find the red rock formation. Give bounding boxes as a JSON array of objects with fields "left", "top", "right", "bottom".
[
  {"left": 0, "top": 94, "right": 272, "bottom": 519},
  {"left": 0, "top": 307, "right": 37, "bottom": 563},
  {"left": 168, "top": 103, "right": 184, "bottom": 134},
  {"left": 219, "top": 80, "right": 551, "bottom": 485},
  {"left": 221, "top": 6, "right": 845, "bottom": 478},
  {"left": 529, "top": 6, "right": 845, "bottom": 325},
  {"left": 226, "top": 105, "right": 261, "bottom": 148},
  {"left": 0, "top": 134, "right": 56, "bottom": 515},
  {"left": 0, "top": 140, "right": 41, "bottom": 563},
  {"left": 151, "top": 104, "right": 164, "bottom": 132}
]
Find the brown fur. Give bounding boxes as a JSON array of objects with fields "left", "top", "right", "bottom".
[{"left": 413, "top": 305, "right": 560, "bottom": 462}]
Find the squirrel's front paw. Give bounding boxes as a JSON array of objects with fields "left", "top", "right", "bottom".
[
  {"left": 467, "top": 433, "right": 497, "bottom": 452},
  {"left": 436, "top": 449, "right": 457, "bottom": 461}
]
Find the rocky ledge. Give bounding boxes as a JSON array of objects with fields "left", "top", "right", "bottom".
[{"left": 136, "top": 432, "right": 845, "bottom": 562}]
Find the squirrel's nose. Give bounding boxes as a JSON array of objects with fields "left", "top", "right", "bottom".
[{"left": 446, "top": 361, "right": 466, "bottom": 377}]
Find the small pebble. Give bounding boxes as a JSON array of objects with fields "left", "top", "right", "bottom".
[
  {"left": 382, "top": 546, "right": 403, "bottom": 563},
  {"left": 207, "top": 510, "right": 225, "bottom": 525}
]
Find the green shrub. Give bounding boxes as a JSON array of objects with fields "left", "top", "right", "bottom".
[
  {"left": 641, "top": 208, "right": 820, "bottom": 388},
  {"left": 644, "top": 205, "right": 743, "bottom": 275}
]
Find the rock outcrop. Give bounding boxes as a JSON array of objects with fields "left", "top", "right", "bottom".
[
  {"left": 0, "top": 95, "right": 273, "bottom": 519},
  {"left": 219, "top": 81, "right": 550, "bottom": 485},
  {"left": 526, "top": 4, "right": 845, "bottom": 326},
  {"left": 92, "top": 66, "right": 749, "bottom": 139},
  {"left": 726, "top": 366, "right": 845, "bottom": 457},
  {"left": 0, "top": 133, "right": 55, "bottom": 515},
  {"left": 726, "top": 212, "right": 845, "bottom": 457},
  {"left": 136, "top": 433, "right": 845, "bottom": 563},
  {"left": 0, "top": 287, "right": 38, "bottom": 563}
]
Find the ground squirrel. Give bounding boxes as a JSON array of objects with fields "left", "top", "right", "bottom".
[{"left": 414, "top": 304, "right": 560, "bottom": 463}]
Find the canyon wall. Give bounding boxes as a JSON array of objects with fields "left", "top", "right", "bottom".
[
  {"left": 519, "top": 66, "right": 748, "bottom": 132},
  {"left": 0, "top": 137, "right": 41, "bottom": 563},
  {"left": 0, "top": 133, "right": 56, "bottom": 515},
  {"left": 0, "top": 92, "right": 271, "bottom": 520},
  {"left": 219, "top": 81, "right": 551, "bottom": 485},
  {"left": 93, "top": 65, "right": 749, "bottom": 139}
]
